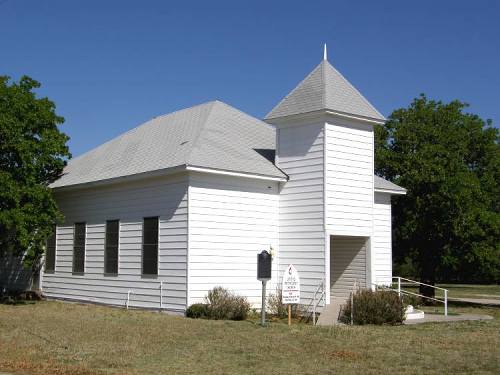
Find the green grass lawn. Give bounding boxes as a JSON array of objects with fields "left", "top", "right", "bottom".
[
  {"left": 395, "top": 283, "right": 500, "bottom": 300},
  {"left": 0, "top": 301, "right": 499, "bottom": 375}
]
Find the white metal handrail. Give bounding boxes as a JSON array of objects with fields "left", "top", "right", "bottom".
[
  {"left": 125, "top": 281, "right": 165, "bottom": 310},
  {"left": 126, "top": 290, "right": 134, "bottom": 309},
  {"left": 350, "top": 279, "right": 359, "bottom": 325},
  {"left": 392, "top": 276, "right": 448, "bottom": 316},
  {"left": 312, "top": 279, "right": 326, "bottom": 325}
]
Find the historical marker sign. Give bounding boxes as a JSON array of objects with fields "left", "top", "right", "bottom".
[{"left": 282, "top": 264, "right": 300, "bottom": 304}]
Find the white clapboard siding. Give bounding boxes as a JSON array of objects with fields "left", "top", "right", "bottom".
[
  {"left": 372, "top": 192, "right": 392, "bottom": 285},
  {"left": 42, "top": 174, "right": 189, "bottom": 312},
  {"left": 276, "top": 122, "right": 325, "bottom": 306},
  {"left": 325, "top": 119, "right": 374, "bottom": 236},
  {"left": 330, "top": 236, "right": 367, "bottom": 301},
  {"left": 188, "top": 173, "right": 279, "bottom": 307}
]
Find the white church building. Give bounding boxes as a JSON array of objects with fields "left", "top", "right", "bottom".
[{"left": 1, "top": 50, "right": 405, "bottom": 314}]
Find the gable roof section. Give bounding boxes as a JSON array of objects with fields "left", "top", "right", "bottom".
[
  {"left": 265, "top": 60, "right": 385, "bottom": 122},
  {"left": 51, "top": 101, "right": 287, "bottom": 189},
  {"left": 374, "top": 175, "right": 406, "bottom": 194}
]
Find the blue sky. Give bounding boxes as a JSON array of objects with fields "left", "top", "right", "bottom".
[{"left": 1, "top": 0, "right": 499, "bottom": 157}]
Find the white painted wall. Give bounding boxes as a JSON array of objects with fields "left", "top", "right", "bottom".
[
  {"left": 42, "top": 174, "right": 188, "bottom": 312},
  {"left": 372, "top": 192, "right": 393, "bottom": 285},
  {"left": 324, "top": 118, "right": 374, "bottom": 237},
  {"left": 187, "top": 172, "right": 279, "bottom": 307},
  {"left": 275, "top": 121, "right": 326, "bottom": 306}
]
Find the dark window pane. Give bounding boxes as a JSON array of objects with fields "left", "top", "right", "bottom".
[
  {"left": 105, "top": 220, "right": 119, "bottom": 274},
  {"left": 73, "top": 223, "right": 86, "bottom": 273},
  {"left": 143, "top": 217, "right": 158, "bottom": 244},
  {"left": 106, "top": 232, "right": 119, "bottom": 246},
  {"left": 142, "top": 217, "right": 158, "bottom": 275},
  {"left": 45, "top": 227, "right": 56, "bottom": 272}
]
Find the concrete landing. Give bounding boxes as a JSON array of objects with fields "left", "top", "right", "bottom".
[{"left": 404, "top": 313, "right": 493, "bottom": 325}]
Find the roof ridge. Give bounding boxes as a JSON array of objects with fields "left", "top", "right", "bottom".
[
  {"left": 215, "top": 100, "right": 277, "bottom": 132},
  {"left": 324, "top": 61, "right": 385, "bottom": 120},
  {"left": 321, "top": 60, "right": 327, "bottom": 109},
  {"left": 265, "top": 61, "right": 323, "bottom": 119},
  {"left": 152, "top": 100, "right": 218, "bottom": 122},
  {"left": 185, "top": 101, "right": 218, "bottom": 165}
]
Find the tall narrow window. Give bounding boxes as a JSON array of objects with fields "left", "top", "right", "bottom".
[
  {"left": 105, "top": 220, "right": 119, "bottom": 274},
  {"left": 142, "top": 217, "right": 158, "bottom": 276},
  {"left": 73, "top": 222, "right": 86, "bottom": 273},
  {"left": 45, "top": 227, "right": 56, "bottom": 272}
]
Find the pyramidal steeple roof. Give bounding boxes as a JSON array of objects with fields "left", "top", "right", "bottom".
[{"left": 265, "top": 59, "right": 385, "bottom": 122}]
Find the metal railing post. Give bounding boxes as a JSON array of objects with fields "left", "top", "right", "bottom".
[
  {"left": 160, "top": 281, "right": 163, "bottom": 310},
  {"left": 444, "top": 289, "right": 448, "bottom": 316},
  {"left": 313, "top": 303, "right": 316, "bottom": 325},
  {"left": 393, "top": 276, "right": 449, "bottom": 317},
  {"left": 126, "top": 290, "right": 132, "bottom": 309}
]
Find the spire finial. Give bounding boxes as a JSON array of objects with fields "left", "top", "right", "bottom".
[{"left": 323, "top": 43, "right": 327, "bottom": 61}]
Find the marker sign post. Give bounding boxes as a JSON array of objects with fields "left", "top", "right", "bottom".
[
  {"left": 282, "top": 264, "right": 300, "bottom": 326},
  {"left": 257, "top": 250, "right": 272, "bottom": 327}
]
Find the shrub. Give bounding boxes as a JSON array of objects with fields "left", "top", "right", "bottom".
[
  {"left": 340, "top": 289, "right": 404, "bottom": 325},
  {"left": 401, "top": 293, "right": 422, "bottom": 308},
  {"left": 204, "top": 286, "right": 250, "bottom": 321},
  {"left": 267, "top": 287, "right": 287, "bottom": 318},
  {"left": 186, "top": 303, "right": 209, "bottom": 319},
  {"left": 267, "top": 288, "right": 304, "bottom": 319}
]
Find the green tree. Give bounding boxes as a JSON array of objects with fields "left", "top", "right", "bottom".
[
  {"left": 0, "top": 76, "right": 70, "bottom": 269},
  {"left": 375, "top": 95, "right": 499, "bottom": 297}
]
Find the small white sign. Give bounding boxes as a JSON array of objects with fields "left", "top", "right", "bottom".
[{"left": 282, "top": 264, "right": 300, "bottom": 304}]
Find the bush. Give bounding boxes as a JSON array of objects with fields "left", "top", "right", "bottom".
[
  {"left": 267, "top": 287, "right": 287, "bottom": 318},
  {"left": 186, "top": 303, "right": 209, "bottom": 319},
  {"left": 203, "top": 286, "right": 250, "bottom": 321},
  {"left": 401, "top": 293, "right": 422, "bottom": 308},
  {"left": 340, "top": 289, "right": 404, "bottom": 325}
]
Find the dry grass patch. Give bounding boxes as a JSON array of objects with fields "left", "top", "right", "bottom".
[{"left": 0, "top": 301, "right": 499, "bottom": 374}]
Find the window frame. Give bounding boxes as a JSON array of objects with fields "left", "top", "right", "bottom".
[
  {"left": 45, "top": 226, "right": 57, "bottom": 273},
  {"left": 72, "top": 222, "right": 86, "bottom": 274},
  {"left": 104, "top": 219, "right": 120, "bottom": 276},
  {"left": 141, "top": 216, "right": 159, "bottom": 277}
]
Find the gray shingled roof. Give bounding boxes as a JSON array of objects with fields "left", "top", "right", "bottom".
[
  {"left": 51, "top": 100, "right": 404, "bottom": 193},
  {"left": 265, "top": 60, "right": 385, "bottom": 121},
  {"left": 51, "top": 101, "right": 287, "bottom": 188},
  {"left": 374, "top": 175, "right": 406, "bottom": 193}
]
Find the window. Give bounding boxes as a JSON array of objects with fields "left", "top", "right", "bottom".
[
  {"left": 45, "top": 227, "right": 56, "bottom": 272},
  {"left": 142, "top": 217, "right": 158, "bottom": 276},
  {"left": 105, "top": 220, "right": 119, "bottom": 274},
  {"left": 73, "top": 222, "right": 86, "bottom": 273}
]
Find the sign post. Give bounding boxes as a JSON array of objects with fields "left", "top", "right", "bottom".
[
  {"left": 257, "top": 250, "right": 272, "bottom": 327},
  {"left": 282, "top": 264, "right": 300, "bottom": 326}
]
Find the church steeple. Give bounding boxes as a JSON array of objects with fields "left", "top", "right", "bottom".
[{"left": 265, "top": 54, "right": 384, "bottom": 123}]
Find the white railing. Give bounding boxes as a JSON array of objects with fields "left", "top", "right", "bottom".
[
  {"left": 312, "top": 279, "right": 326, "bottom": 325},
  {"left": 389, "top": 276, "right": 448, "bottom": 316},
  {"left": 125, "top": 281, "right": 164, "bottom": 310},
  {"left": 349, "top": 279, "right": 359, "bottom": 325}
]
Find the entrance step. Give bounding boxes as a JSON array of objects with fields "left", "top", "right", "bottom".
[
  {"left": 316, "top": 300, "right": 345, "bottom": 326},
  {"left": 405, "top": 305, "right": 425, "bottom": 320}
]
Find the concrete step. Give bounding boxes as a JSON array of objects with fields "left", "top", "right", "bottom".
[{"left": 316, "top": 300, "right": 345, "bottom": 326}]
